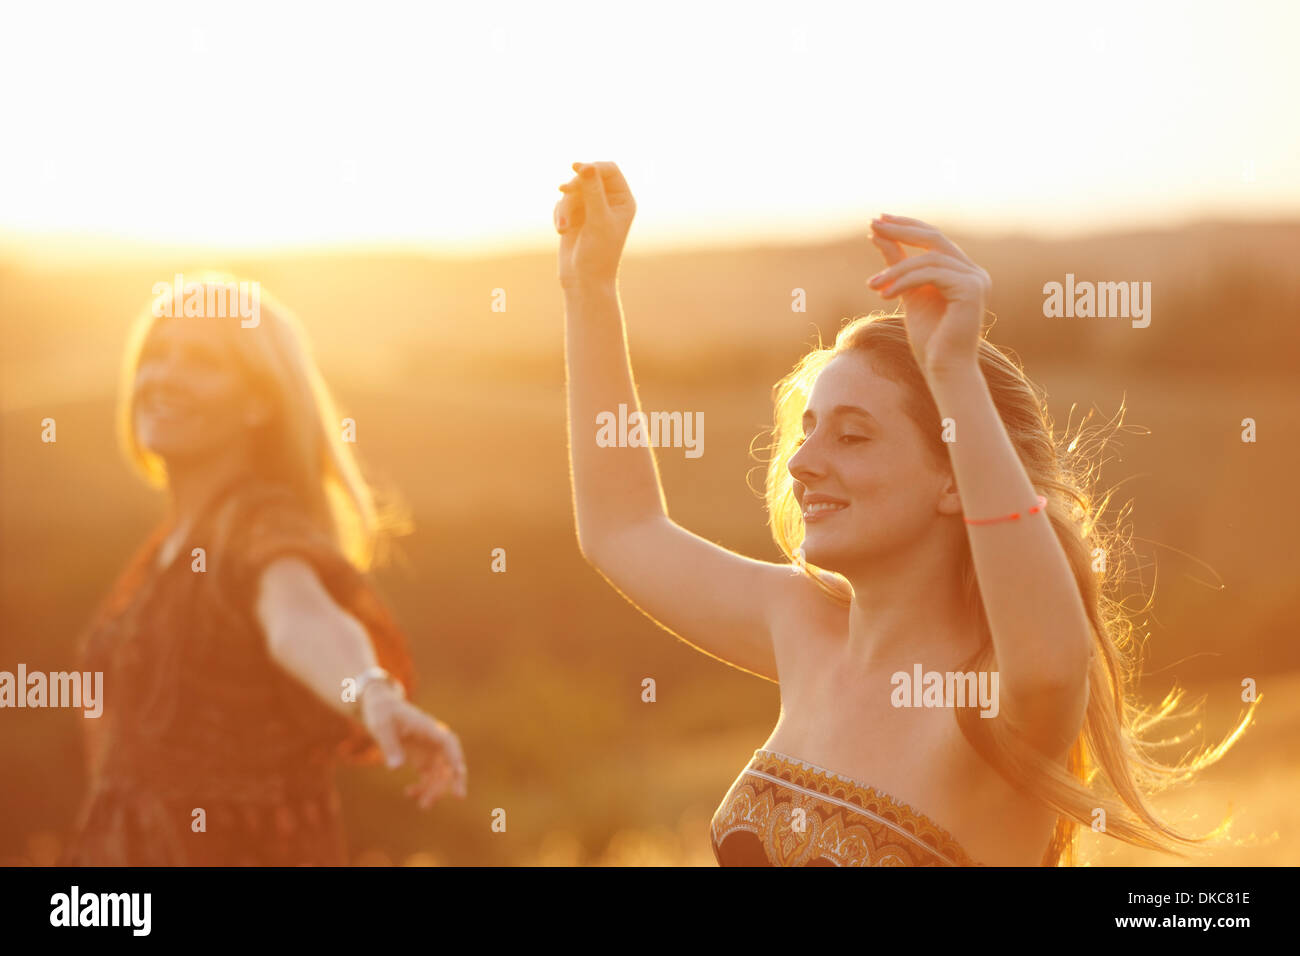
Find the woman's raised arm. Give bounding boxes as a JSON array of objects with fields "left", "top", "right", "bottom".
[
  {"left": 556, "top": 162, "right": 807, "bottom": 681},
  {"left": 868, "top": 214, "right": 1092, "bottom": 756}
]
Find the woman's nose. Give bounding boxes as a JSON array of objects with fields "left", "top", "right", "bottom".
[{"left": 788, "top": 439, "right": 824, "bottom": 482}]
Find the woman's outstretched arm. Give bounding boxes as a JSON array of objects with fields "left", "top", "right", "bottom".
[
  {"left": 557, "top": 162, "right": 806, "bottom": 682},
  {"left": 256, "top": 557, "right": 467, "bottom": 807},
  {"left": 868, "top": 214, "right": 1092, "bottom": 758}
]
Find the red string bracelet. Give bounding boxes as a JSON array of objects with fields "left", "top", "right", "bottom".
[{"left": 964, "top": 494, "right": 1048, "bottom": 526}]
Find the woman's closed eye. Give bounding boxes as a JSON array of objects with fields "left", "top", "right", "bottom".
[{"left": 794, "top": 433, "right": 868, "bottom": 448}]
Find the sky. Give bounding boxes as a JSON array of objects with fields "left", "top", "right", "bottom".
[{"left": 2, "top": 0, "right": 1297, "bottom": 256}]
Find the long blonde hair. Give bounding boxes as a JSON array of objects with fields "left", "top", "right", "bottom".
[
  {"left": 764, "top": 311, "right": 1257, "bottom": 866},
  {"left": 117, "top": 272, "right": 398, "bottom": 571}
]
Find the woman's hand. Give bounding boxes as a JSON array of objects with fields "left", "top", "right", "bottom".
[
  {"left": 867, "top": 215, "right": 990, "bottom": 380},
  {"left": 554, "top": 161, "right": 636, "bottom": 287},
  {"left": 360, "top": 684, "right": 467, "bottom": 809}
]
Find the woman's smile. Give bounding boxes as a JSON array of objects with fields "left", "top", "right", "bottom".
[
  {"left": 140, "top": 391, "right": 194, "bottom": 422},
  {"left": 801, "top": 493, "right": 850, "bottom": 522}
]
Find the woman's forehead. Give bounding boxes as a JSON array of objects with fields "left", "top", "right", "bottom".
[
  {"left": 805, "top": 352, "right": 902, "bottom": 418},
  {"left": 146, "top": 314, "right": 234, "bottom": 344}
]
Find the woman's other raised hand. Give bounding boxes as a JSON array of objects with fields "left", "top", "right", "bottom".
[{"left": 555, "top": 161, "right": 636, "bottom": 288}]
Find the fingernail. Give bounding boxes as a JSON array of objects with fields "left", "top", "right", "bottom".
[
  {"left": 571, "top": 162, "right": 582, "bottom": 172},
  {"left": 387, "top": 754, "right": 402, "bottom": 768},
  {"left": 868, "top": 272, "right": 886, "bottom": 287}
]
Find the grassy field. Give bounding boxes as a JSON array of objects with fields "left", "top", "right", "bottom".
[{"left": 2, "top": 222, "right": 1297, "bottom": 865}]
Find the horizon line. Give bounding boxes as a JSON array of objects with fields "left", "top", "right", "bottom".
[{"left": 3, "top": 211, "right": 1298, "bottom": 267}]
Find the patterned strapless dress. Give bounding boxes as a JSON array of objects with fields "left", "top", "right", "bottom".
[{"left": 711, "top": 749, "right": 981, "bottom": 866}]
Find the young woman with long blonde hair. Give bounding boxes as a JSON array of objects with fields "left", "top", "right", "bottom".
[
  {"left": 554, "top": 162, "right": 1254, "bottom": 866},
  {"left": 60, "top": 276, "right": 466, "bottom": 865}
]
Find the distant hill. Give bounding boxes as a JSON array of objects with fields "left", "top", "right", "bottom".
[{"left": 3, "top": 219, "right": 1297, "bottom": 409}]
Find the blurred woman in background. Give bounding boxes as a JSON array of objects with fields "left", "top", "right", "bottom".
[
  {"left": 555, "top": 162, "right": 1254, "bottom": 867},
  {"left": 60, "top": 275, "right": 466, "bottom": 866}
]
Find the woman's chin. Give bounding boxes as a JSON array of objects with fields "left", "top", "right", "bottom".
[
  {"left": 139, "top": 435, "right": 226, "bottom": 465},
  {"left": 801, "top": 532, "right": 876, "bottom": 576},
  {"left": 139, "top": 433, "right": 189, "bottom": 458},
  {"left": 138, "top": 422, "right": 193, "bottom": 455}
]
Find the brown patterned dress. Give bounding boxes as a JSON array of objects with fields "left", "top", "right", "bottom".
[
  {"left": 711, "top": 749, "right": 982, "bottom": 866},
  {"left": 59, "top": 477, "right": 415, "bottom": 866}
]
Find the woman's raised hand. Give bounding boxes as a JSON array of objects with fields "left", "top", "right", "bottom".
[
  {"left": 554, "top": 161, "right": 636, "bottom": 287},
  {"left": 867, "top": 215, "right": 991, "bottom": 381}
]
